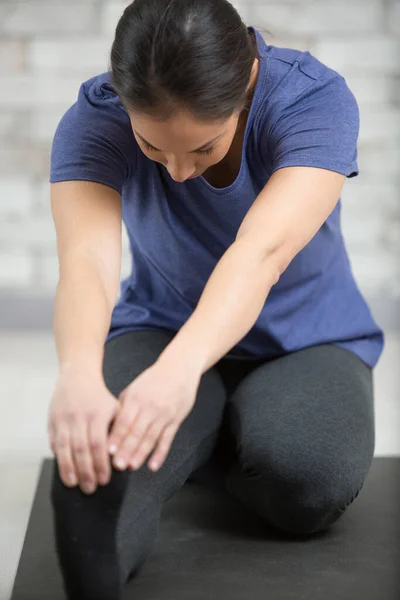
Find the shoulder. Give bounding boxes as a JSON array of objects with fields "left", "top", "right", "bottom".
[
  {"left": 255, "top": 39, "right": 357, "bottom": 125},
  {"left": 250, "top": 32, "right": 360, "bottom": 178},
  {"left": 50, "top": 73, "right": 138, "bottom": 192},
  {"left": 78, "top": 72, "right": 126, "bottom": 109},
  {"left": 64, "top": 72, "right": 133, "bottom": 132}
]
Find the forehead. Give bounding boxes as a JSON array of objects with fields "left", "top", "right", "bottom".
[{"left": 129, "top": 110, "right": 229, "bottom": 151}]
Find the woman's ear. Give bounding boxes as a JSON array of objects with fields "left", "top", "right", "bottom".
[{"left": 246, "top": 58, "right": 259, "bottom": 93}]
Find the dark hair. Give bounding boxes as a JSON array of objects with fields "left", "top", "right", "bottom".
[{"left": 110, "top": 0, "right": 258, "bottom": 122}]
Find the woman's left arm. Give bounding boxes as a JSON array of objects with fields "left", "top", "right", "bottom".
[{"left": 158, "top": 166, "right": 346, "bottom": 376}]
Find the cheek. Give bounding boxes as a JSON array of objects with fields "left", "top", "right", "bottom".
[{"left": 206, "top": 143, "right": 232, "bottom": 166}]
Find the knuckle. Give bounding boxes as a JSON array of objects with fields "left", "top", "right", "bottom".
[
  {"left": 86, "top": 409, "right": 98, "bottom": 421},
  {"left": 119, "top": 411, "right": 132, "bottom": 426},
  {"left": 79, "top": 469, "right": 93, "bottom": 481},
  {"left": 114, "top": 424, "right": 128, "bottom": 439},
  {"left": 140, "top": 440, "right": 154, "bottom": 454},
  {"left": 73, "top": 443, "right": 86, "bottom": 455},
  {"left": 90, "top": 438, "right": 104, "bottom": 452},
  {"left": 126, "top": 429, "right": 138, "bottom": 441},
  {"left": 65, "top": 409, "right": 80, "bottom": 423},
  {"left": 55, "top": 435, "right": 68, "bottom": 449}
]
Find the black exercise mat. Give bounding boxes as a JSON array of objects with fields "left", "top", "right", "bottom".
[{"left": 10, "top": 457, "right": 400, "bottom": 600}]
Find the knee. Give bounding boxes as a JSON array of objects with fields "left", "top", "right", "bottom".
[
  {"left": 234, "top": 450, "right": 363, "bottom": 536},
  {"left": 266, "top": 492, "right": 350, "bottom": 536}
]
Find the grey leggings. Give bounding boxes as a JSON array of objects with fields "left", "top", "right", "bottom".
[{"left": 101, "top": 329, "right": 375, "bottom": 581}]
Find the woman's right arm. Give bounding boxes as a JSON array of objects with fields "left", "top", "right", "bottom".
[
  {"left": 49, "top": 180, "right": 123, "bottom": 494},
  {"left": 52, "top": 180, "right": 122, "bottom": 374}
]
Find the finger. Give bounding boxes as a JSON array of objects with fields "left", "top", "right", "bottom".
[
  {"left": 148, "top": 422, "right": 179, "bottom": 472},
  {"left": 113, "top": 409, "right": 154, "bottom": 470},
  {"left": 70, "top": 418, "right": 96, "bottom": 494},
  {"left": 113, "top": 424, "right": 143, "bottom": 470},
  {"left": 129, "top": 418, "right": 167, "bottom": 471},
  {"left": 54, "top": 427, "right": 77, "bottom": 487},
  {"left": 88, "top": 416, "right": 111, "bottom": 486},
  {"left": 108, "top": 400, "right": 140, "bottom": 456}
]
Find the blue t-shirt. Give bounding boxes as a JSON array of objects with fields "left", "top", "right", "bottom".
[{"left": 50, "top": 28, "right": 384, "bottom": 368}]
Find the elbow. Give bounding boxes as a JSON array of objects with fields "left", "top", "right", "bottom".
[
  {"left": 235, "top": 231, "right": 290, "bottom": 287},
  {"left": 263, "top": 247, "right": 288, "bottom": 287}
]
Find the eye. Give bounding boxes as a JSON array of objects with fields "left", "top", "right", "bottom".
[
  {"left": 142, "top": 141, "right": 158, "bottom": 152},
  {"left": 197, "top": 147, "right": 214, "bottom": 156}
]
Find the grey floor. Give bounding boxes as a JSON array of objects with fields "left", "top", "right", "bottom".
[{"left": 0, "top": 332, "right": 399, "bottom": 600}]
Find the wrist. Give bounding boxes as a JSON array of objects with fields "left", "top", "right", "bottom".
[
  {"left": 59, "top": 360, "right": 103, "bottom": 379},
  {"left": 156, "top": 343, "right": 204, "bottom": 382}
]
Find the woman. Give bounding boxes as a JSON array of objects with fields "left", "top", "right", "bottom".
[{"left": 48, "top": 0, "right": 384, "bottom": 598}]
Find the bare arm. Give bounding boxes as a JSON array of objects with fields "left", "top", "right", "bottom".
[
  {"left": 159, "top": 167, "right": 346, "bottom": 374},
  {"left": 51, "top": 180, "right": 122, "bottom": 377},
  {"left": 49, "top": 180, "right": 123, "bottom": 493}
]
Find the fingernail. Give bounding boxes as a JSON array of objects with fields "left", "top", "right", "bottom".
[
  {"left": 99, "top": 473, "right": 109, "bottom": 485},
  {"left": 149, "top": 460, "right": 159, "bottom": 471},
  {"left": 68, "top": 473, "right": 77, "bottom": 486},
  {"left": 109, "top": 444, "right": 117, "bottom": 455},
  {"left": 130, "top": 458, "right": 139, "bottom": 470},
  {"left": 83, "top": 483, "right": 95, "bottom": 495},
  {"left": 115, "top": 457, "right": 126, "bottom": 469}
]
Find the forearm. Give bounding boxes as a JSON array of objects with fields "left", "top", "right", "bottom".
[
  {"left": 54, "top": 258, "right": 116, "bottom": 377},
  {"left": 159, "top": 238, "right": 280, "bottom": 375}
]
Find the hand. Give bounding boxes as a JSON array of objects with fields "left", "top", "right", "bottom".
[
  {"left": 48, "top": 369, "right": 119, "bottom": 494},
  {"left": 108, "top": 360, "right": 200, "bottom": 473}
]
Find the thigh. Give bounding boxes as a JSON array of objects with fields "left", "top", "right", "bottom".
[
  {"left": 227, "top": 344, "right": 375, "bottom": 495},
  {"left": 103, "top": 329, "right": 228, "bottom": 482}
]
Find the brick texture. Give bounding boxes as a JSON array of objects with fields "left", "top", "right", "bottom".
[
  {"left": 314, "top": 37, "right": 400, "bottom": 73},
  {"left": 29, "top": 39, "right": 111, "bottom": 73},
  {"left": 388, "top": 1, "right": 400, "bottom": 35},
  {"left": 0, "top": 2, "right": 99, "bottom": 35},
  {"left": 0, "top": 253, "right": 33, "bottom": 289},
  {"left": 0, "top": 179, "right": 34, "bottom": 219},
  {"left": 253, "top": 3, "right": 382, "bottom": 35},
  {"left": 0, "top": 0, "right": 398, "bottom": 304},
  {"left": 0, "top": 40, "right": 27, "bottom": 74}
]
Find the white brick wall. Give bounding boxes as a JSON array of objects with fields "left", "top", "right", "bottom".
[
  {"left": 29, "top": 110, "right": 65, "bottom": 143},
  {"left": 29, "top": 39, "right": 111, "bottom": 73},
  {"left": 359, "top": 107, "right": 400, "bottom": 143},
  {"left": 0, "top": 40, "right": 27, "bottom": 74},
  {"left": 0, "top": 253, "right": 33, "bottom": 289},
  {"left": 388, "top": 2, "right": 400, "bottom": 35},
  {"left": 0, "top": 180, "right": 34, "bottom": 219},
  {"left": 343, "top": 75, "right": 394, "bottom": 106},
  {"left": 314, "top": 37, "right": 400, "bottom": 73},
  {"left": 253, "top": 3, "right": 383, "bottom": 35},
  {"left": 0, "top": 0, "right": 399, "bottom": 309},
  {"left": 0, "top": 2, "right": 100, "bottom": 35},
  {"left": 1, "top": 217, "right": 57, "bottom": 251},
  {"left": 101, "top": 1, "right": 131, "bottom": 38},
  {"left": 0, "top": 75, "right": 89, "bottom": 108},
  {"left": 358, "top": 141, "right": 400, "bottom": 176}
]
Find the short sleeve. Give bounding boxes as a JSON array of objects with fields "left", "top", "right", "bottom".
[
  {"left": 50, "top": 75, "right": 137, "bottom": 194},
  {"left": 264, "top": 74, "right": 360, "bottom": 178}
]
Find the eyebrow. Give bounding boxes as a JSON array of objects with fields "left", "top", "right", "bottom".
[{"left": 134, "top": 131, "right": 224, "bottom": 153}]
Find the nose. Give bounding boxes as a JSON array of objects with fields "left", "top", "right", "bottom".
[{"left": 167, "top": 162, "right": 196, "bottom": 183}]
